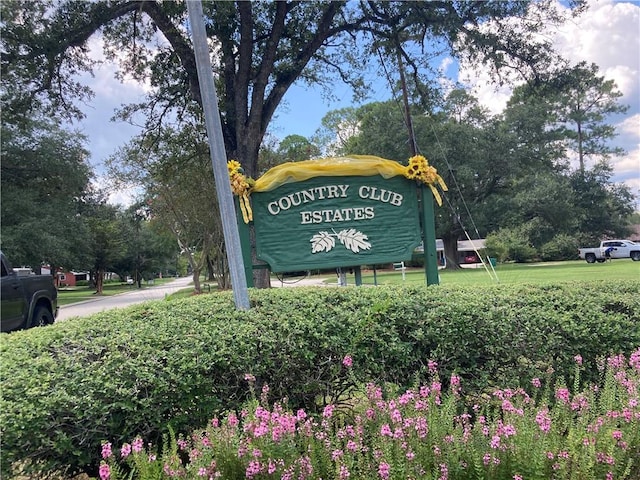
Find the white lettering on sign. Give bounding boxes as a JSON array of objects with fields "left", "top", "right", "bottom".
[
  {"left": 267, "top": 185, "right": 350, "bottom": 215},
  {"left": 267, "top": 183, "right": 405, "bottom": 217},
  {"left": 358, "top": 186, "right": 403, "bottom": 206},
  {"left": 300, "top": 207, "right": 375, "bottom": 224}
]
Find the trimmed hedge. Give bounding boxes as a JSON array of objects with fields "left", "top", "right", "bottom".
[{"left": 1, "top": 281, "right": 639, "bottom": 478}]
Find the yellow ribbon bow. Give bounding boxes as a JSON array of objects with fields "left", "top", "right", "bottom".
[
  {"left": 404, "top": 155, "right": 448, "bottom": 206},
  {"left": 227, "top": 160, "right": 254, "bottom": 223}
]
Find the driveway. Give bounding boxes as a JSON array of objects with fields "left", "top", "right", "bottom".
[
  {"left": 56, "top": 275, "right": 333, "bottom": 322},
  {"left": 56, "top": 276, "right": 194, "bottom": 322}
]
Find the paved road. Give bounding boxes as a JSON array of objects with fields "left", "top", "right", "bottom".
[
  {"left": 56, "top": 275, "right": 332, "bottom": 321},
  {"left": 56, "top": 276, "right": 194, "bottom": 322}
]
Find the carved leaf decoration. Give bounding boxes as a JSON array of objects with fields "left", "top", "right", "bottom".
[
  {"left": 310, "top": 231, "right": 336, "bottom": 253},
  {"left": 337, "top": 229, "right": 371, "bottom": 253}
]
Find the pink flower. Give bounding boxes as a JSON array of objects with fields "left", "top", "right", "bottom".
[
  {"left": 555, "top": 387, "right": 570, "bottom": 404},
  {"left": 342, "top": 355, "right": 353, "bottom": 368},
  {"left": 244, "top": 373, "right": 256, "bottom": 383},
  {"left": 450, "top": 375, "right": 461, "bottom": 396},
  {"left": 532, "top": 378, "right": 541, "bottom": 388},
  {"left": 132, "top": 437, "right": 144, "bottom": 453},
  {"left": 391, "top": 409, "right": 402, "bottom": 423},
  {"left": 378, "top": 462, "right": 390, "bottom": 480},
  {"left": 428, "top": 360, "right": 438, "bottom": 373},
  {"left": 514, "top": 475, "right": 523, "bottom": 480},
  {"left": 101, "top": 442, "right": 112, "bottom": 459},
  {"left": 228, "top": 412, "right": 239, "bottom": 427},
  {"left": 438, "top": 463, "right": 448, "bottom": 480},
  {"left": 380, "top": 424, "right": 392, "bottom": 437},
  {"left": 99, "top": 463, "right": 110, "bottom": 480},
  {"left": 339, "top": 465, "right": 350, "bottom": 479},
  {"left": 536, "top": 408, "right": 552, "bottom": 433},
  {"left": 120, "top": 443, "right": 131, "bottom": 458},
  {"left": 246, "top": 460, "right": 262, "bottom": 478},
  {"left": 323, "top": 404, "right": 334, "bottom": 418},
  {"left": 574, "top": 354, "right": 583, "bottom": 365}
]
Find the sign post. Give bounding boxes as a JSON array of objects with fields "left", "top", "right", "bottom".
[
  {"left": 187, "top": 1, "right": 250, "bottom": 308},
  {"left": 420, "top": 186, "right": 440, "bottom": 285}
]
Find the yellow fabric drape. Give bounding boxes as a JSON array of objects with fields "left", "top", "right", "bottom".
[
  {"left": 228, "top": 155, "right": 448, "bottom": 223},
  {"left": 228, "top": 160, "right": 254, "bottom": 223},
  {"left": 252, "top": 155, "right": 407, "bottom": 193}
]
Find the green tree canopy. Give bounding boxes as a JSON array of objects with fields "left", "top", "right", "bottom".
[
  {"left": 0, "top": 116, "right": 93, "bottom": 270},
  {"left": 107, "top": 123, "right": 224, "bottom": 293},
  {"left": 276, "top": 135, "right": 320, "bottom": 162},
  {"left": 1, "top": 0, "right": 585, "bottom": 182},
  {"left": 507, "top": 62, "right": 628, "bottom": 173}
]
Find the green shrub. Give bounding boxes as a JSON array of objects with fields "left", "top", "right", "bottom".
[
  {"left": 540, "top": 234, "right": 581, "bottom": 261},
  {"left": 1, "top": 282, "right": 639, "bottom": 478},
  {"left": 485, "top": 228, "right": 537, "bottom": 263}
]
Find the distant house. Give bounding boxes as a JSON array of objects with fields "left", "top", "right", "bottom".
[
  {"left": 456, "top": 239, "right": 487, "bottom": 265},
  {"left": 56, "top": 271, "right": 89, "bottom": 287},
  {"left": 417, "top": 238, "right": 487, "bottom": 268}
]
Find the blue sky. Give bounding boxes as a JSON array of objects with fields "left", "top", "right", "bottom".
[{"left": 74, "top": 0, "right": 639, "bottom": 207}]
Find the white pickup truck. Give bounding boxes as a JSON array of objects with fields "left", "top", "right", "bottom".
[{"left": 578, "top": 239, "right": 640, "bottom": 263}]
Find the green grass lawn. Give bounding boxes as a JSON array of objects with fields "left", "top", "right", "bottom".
[
  {"left": 115, "top": 261, "right": 638, "bottom": 304},
  {"left": 57, "top": 277, "right": 176, "bottom": 306},
  {"left": 339, "top": 259, "right": 640, "bottom": 287}
]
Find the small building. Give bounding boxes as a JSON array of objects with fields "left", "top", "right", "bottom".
[
  {"left": 416, "top": 238, "right": 487, "bottom": 268},
  {"left": 56, "top": 271, "right": 89, "bottom": 287}
]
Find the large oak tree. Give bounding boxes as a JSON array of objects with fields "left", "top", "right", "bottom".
[
  {"left": 2, "top": 0, "right": 584, "bottom": 176},
  {"left": 2, "top": 0, "right": 585, "bottom": 284}
]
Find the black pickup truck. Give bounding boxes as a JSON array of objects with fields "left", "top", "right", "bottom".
[{"left": 0, "top": 251, "right": 58, "bottom": 333}]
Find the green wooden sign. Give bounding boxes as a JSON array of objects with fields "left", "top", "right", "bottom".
[{"left": 252, "top": 174, "right": 421, "bottom": 272}]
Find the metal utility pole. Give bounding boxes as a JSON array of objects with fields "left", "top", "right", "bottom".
[
  {"left": 396, "top": 48, "right": 440, "bottom": 286},
  {"left": 186, "top": 0, "right": 250, "bottom": 309}
]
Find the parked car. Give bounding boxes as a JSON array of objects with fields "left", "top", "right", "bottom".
[
  {"left": 0, "top": 251, "right": 58, "bottom": 332},
  {"left": 577, "top": 240, "right": 640, "bottom": 263}
]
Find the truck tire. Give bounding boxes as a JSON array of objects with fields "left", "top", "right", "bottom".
[
  {"left": 585, "top": 253, "right": 596, "bottom": 263},
  {"left": 631, "top": 251, "right": 640, "bottom": 261},
  {"left": 30, "top": 305, "right": 54, "bottom": 328}
]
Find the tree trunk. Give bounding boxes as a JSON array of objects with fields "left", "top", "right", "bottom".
[
  {"left": 442, "top": 234, "right": 461, "bottom": 270},
  {"left": 212, "top": 250, "right": 230, "bottom": 290},
  {"left": 191, "top": 268, "right": 202, "bottom": 294},
  {"left": 95, "top": 268, "right": 104, "bottom": 294},
  {"left": 206, "top": 255, "right": 215, "bottom": 281}
]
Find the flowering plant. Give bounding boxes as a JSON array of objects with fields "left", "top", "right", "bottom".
[
  {"left": 227, "top": 160, "right": 255, "bottom": 223},
  {"left": 99, "top": 349, "right": 639, "bottom": 479},
  {"left": 404, "top": 155, "right": 448, "bottom": 206}
]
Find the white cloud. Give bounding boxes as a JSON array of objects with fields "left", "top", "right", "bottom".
[
  {"left": 91, "top": 175, "right": 141, "bottom": 208},
  {"left": 107, "top": 186, "right": 140, "bottom": 208}
]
